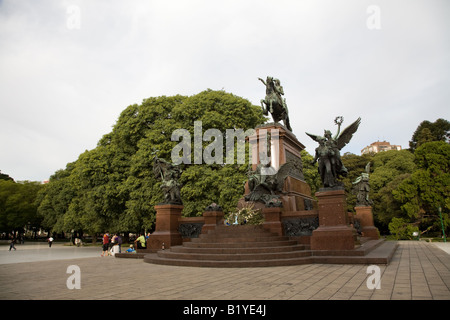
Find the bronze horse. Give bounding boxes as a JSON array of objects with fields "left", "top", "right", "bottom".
[{"left": 259, "top": 76, "right": 292, "bottom": 131}]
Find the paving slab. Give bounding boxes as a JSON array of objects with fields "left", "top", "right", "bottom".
[{"left": 0, "top": 241, "right": 448, "bottom": 302}]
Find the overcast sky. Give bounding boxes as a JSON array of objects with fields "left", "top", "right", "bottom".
[{"left": 1, "top": 0, "right": 449, "bottom": 181}]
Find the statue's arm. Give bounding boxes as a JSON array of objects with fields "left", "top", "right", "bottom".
[
  {"left": 258, "top": 77, "right": 266, "bottom": 86},
  {"left": 334, "top": 125, "right": 341, "bottom": 140},
  {"left": 352, "top": 176, "right": 361, "bottom": 185}
]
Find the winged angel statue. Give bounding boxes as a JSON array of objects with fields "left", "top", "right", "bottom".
[{"left": 306, "top": 116, "right": 361, "bottom": 188}]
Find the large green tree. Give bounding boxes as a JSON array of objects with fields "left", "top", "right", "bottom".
[
  {"left": 394, "top": 141, "right": 450, "bottom": 236},
  {"left": 369, "top": 150, "right": 416, "bottom": 232},
  {"left": 37, "top": 90, "right": 266, "bottom": 234},
  {"left": 341, "top": 150, "right": 416, "bottom": 233},
  {"left": 36, "top": 164, "right": 77, "bottom": 234},
  {"left": 124, "top": 89, "right": 266, "bottom": 219},
  {"left": 409, "top": 118, "right": 450, "bottom": 151},
  {"left": 0, "top": 179, "right": 42, "bottom": 236}
]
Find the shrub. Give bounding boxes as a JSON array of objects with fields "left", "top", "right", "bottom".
[{"left": 388, "top": 217, "right": 419, "bottom": 240}]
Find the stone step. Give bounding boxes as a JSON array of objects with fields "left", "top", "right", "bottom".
[
  {"left": 199, "top": 231, "right": 279, "bottom": 239},
  {"left": 143, "top": 253, "right": 315, "bottom": 268},
  {"left": 183, "top": 239, "right": 300, "bottom": 248},
  {"left": 311, "top": 239, "right": 385, "bottom": 256},
  {"left": 143, "top": 241, "right": 398, "bottom": 267},
  {"left": 157, "top": 249, "right": 312, "bottom": 261},
  {"left": 143, "top": 224, "right": 310, "bottom": 267},
  {"left": 141, "top": 221, "right": 398, "bottom": 267},
  {"left": 207, "top": 225, "right": 268, "bottom": 234},
  {"left": 170, "top": 244, "right": 307, "bottom": 254},
  {"left": 190, "top": 235, "right": 289, "bottom": 243},
  {"left": 311, "top": 241, "right": 398, "bottom": 265}
]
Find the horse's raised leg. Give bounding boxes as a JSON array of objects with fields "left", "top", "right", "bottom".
[
  {"left": 261, "top": 99, "right": 268, "bottom": 115},
  {"left": 284, "top": 114, "right": 292, "bottom": 131},
  {"left": 269, "top": 100, "right": 274, "bottom": 114}
]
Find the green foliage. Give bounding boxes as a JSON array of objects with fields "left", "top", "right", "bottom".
[
  {"left": 388, "top": 217, "right": 419, "bottom": 240},
  {"left": 180, "top": 164, "right": 249, "bottom": 217},
  {"left": 300, "top": 150, "right": 321, "bottom": 196},
  {"left": 36, "top": 90, "right": 265, "bottom": 234},
  {"left": 341, "top": 150, "right": 417, "bottom": 233},
  {"left": 339, "top": 140, "right": 449, "bottom": 238},
  {"left": 409, "top": 118, "right": 450, "bottom": 151},
  {"left": 394, "top": 141, "right": 450, "bottom": 234},
  {"left": 370, "top": 150, "right": 416, "bottom": 190},
  {"left": 0, "top": 179, "right": 42, "bottom": 233},
  {"left": 0, "top": 171, "right": 14, "bottom": 181},
  {"left": 369, "top": 150, "right": 416, "bottom": 231}
]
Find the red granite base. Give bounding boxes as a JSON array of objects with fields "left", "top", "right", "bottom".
[
  {"left": 310, "top": 225, "right": 356, "bottom": 250},
  {"left": 310, "top": 188, "right": 357, "bottom": 251},
  {"left": 147, "top": 204, "right": 183, "bottom": 250},
  {"left": 355, "top": 206, "right": 379, "bottom": 240}
]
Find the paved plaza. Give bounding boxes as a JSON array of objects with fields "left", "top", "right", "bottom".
[{"left": 0, "top": 241, "right": 449, "bottom": 301}]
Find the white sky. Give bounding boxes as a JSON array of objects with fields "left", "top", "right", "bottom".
[{"left": 1, "top": 0, "right": 449, "bottom": 181}]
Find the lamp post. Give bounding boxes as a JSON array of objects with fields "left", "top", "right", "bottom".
[{"left": 438, "top": 206, "right": 447, "bottom": 243}]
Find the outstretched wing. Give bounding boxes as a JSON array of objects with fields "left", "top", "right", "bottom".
[
  {"left": 305, "top": 132, "right": 324, "bottom": 143},
  {"left": 365, "top": 162, "right": 371, "bottom": 174},
  {"left": 275, "top": 159, "right": 303, "bottom": 191},
  {"left": 336, "top": 117, "right": 361, "bottom": 150}
]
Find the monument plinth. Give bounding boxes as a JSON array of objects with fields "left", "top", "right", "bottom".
[
  {"left": 148, "top": 204, "right": 183, "bottom": 250},
  {"left": 310, "top": 188, "right": 356, "bottom": 251},
  {"left": 249, "top": 123, "right": 304, "bottom": 172},
  {"left": 262, "top": 206, "right": 283, "bottom": 236},
  {"left": 242, "top": 123, "right": 316, "bottom": 212},
  {"left": 201, "top": 210, "right": 224, "bottom": 234},
  {"left": 355, "top": 205, "right": 379, "bottom": 240}
]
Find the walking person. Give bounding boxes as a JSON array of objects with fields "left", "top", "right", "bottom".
[
  {"left": 101, "top": 232, "right": 110, "bottom": 257},
  {"left": 48, "top": 236, "right": 54, "bottom": 247},
  {"left": 9, "top": 238, "right": 16, "bottom": 251}
]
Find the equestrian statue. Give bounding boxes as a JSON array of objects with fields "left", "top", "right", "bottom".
[{"left": 258, "top": 76, "right": 292, "bottom": 131}]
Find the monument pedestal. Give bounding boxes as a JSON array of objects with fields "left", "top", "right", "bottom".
[
  {"left": 148, "top": 204, "right": 183, "bottom": 250},
  {"left": 242, "top": 123, "right": 316, "bottom": 212},
  {"left": 262, "top": 207, "right": 283, "bottom": 236},
  {"left": 201, "top": 210, "right": 224, "bottom": 234},
  {"left": 355, "top": 206, "right": 379, "bottom": 240},
  {"left": 310, "top": 188, "right": 356, "bottom": 251}
]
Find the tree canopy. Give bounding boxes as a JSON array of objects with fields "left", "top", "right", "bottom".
[
  {"left": 36, "top": 90, "right": 266, "bottom": 234},
  {"left": 394, "top": 141, "right": 450, "bottom": 232},
  {"left": 409, "top": 118, "right": 450, "bottom": 151},
  {"left": 0, "top": 179, "right": 42, "bottom": 235}
]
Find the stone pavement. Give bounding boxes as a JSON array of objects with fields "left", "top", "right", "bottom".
[
  {"left": 0, "top": 241, "right": 449, "bottom": 301},
  {"left": 0, "top": 242, "right": 100, "bottom": 265}
]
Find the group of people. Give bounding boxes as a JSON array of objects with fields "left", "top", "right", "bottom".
[
  {"left": 101, "top": 232, "right": 123, "bottom": 256},
  {"left": 101, "top": 232, "right": 149, "bottom": 256},
  {"left": 8, "top": 232, "right": 149, "bottom": 254}
]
